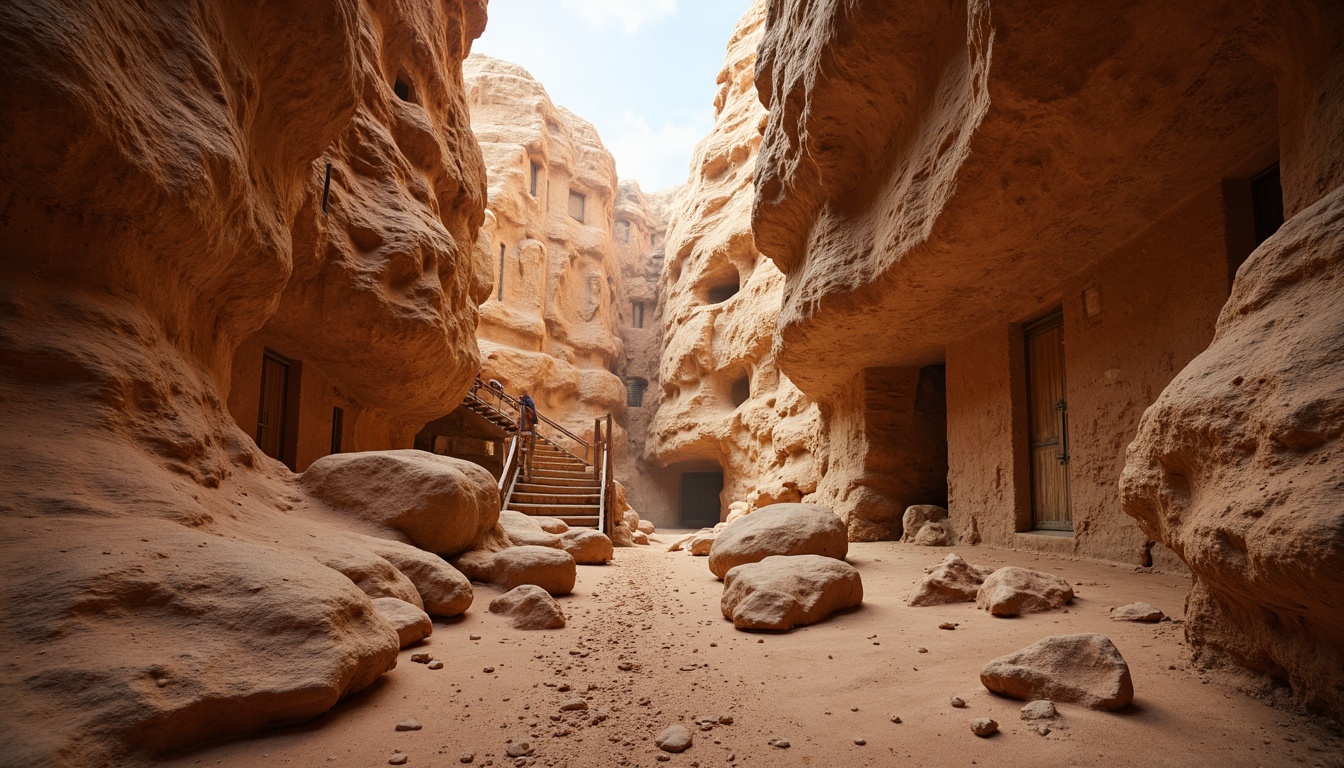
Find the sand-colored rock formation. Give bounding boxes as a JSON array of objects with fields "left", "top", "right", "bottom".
[
  {"left": 0, "top": 0, "right": 491, "bottom": 762},
  {"left": 751, "top": 0, "right": 1343, "bottom": 722},
  {"left": 1119, "top": 0, "right": 1344, "bottom": 721},
  {"left": 463, "top": 54, "right": 631, "bottom": 450},
  {"left": 648, "top": 0, "right": 826, "bottom": 528}
]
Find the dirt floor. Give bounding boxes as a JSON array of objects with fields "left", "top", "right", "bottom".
[{"left": 160, "top": 538, "right": 1344, "bottom": 768}]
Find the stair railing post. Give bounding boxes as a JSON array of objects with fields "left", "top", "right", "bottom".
[
  {"left": 592, "top": 418, "right": 602, "bottom": 479},
  {"left": 524, "top": 428, "right": 534, "bottom": 482},
  {"left": 603, "top": 413, "right": 614, "bottom": 537}
]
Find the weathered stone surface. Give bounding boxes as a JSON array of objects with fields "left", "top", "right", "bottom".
[
  {"left": 976, "top": 567, "right": 1074, "bottom": 617},
  {"left": 451, "top": 550, "right": 498, "bottom": 584},
  {"left": 636, "top": 520, "right": 656, "bottom": 535},
  {"left": 981, "top": 634, "right": 1134, "bottom": 711},
  {"left": 302, "top": 451, "right": 500, "bottom": 556},
  {"left": 371, "top": 598, "right": 433, "bottom": 648},
  {"left": 902, "top": 505, "right": 950, "bottom": 545},
  {"left": 708, "top": 504, "right": 848, "bottom": 580},
  {"left": 0, "top": 0, "right": 488, "bottom": 762},
  {"left": 721, "top": 555, "right": 863, "bottom": 631},
  {"left": 688, "top": 532, "right": 717, "bottom": 556},
  {"left": 648, "top": 0, "right": 826, "bottom": 524},
  {"left": 489, "top": 585, "right": 566, "bottom": 630},
  {"left": 655, "top": 724, "right": 693, "bottom": 753},
  {"left": 1020, "top": 700, "right": 1058, "bottom": 720},
  {"left": 561, "top": 528, "right": 614, "bottom": 565},
  {"left": 632, "top": 530, "right": 650, "bottom": 545},
  {"left": 492, "top": 546, "right": 576, "bottom": 596},
  {"left": 366, "top": 540, "right": 473, "bottom": 618},
  {"left": 1109, "top": 602, "right": 1165, "bottom": 623},
  {"left": 535, "top": 517, "right": 570, "bottom": 534},
  {"left": 907, "top": 554, "right": 995, "bottom": 607},
  {"left": 498, "top": 510, "right": 564, "bottom": 550}
]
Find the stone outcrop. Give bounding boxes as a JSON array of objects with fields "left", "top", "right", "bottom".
[
  {"left": 648, "top": 0, "right": 827, "bottom": 525},
  {"left": 491, "top": 546, "right": 578, "bottom": 596},
  {"left": 1118, "top": 2, "right": 1344, "bottom": 718},
  {"left": 301, "top": 451, "right": 500, "bottom": 556},
  {"left": 489, "top": 585, "right": 567, "bottom": 630},
  {"left": 0, "top": 0, "right": 490, "bottom": 762},
  {"left": 464, "top": 54, "right": 633, "bottom": 450},
  {"left": 720, "top": 555, "right": 863, "bottom": 631},
  {"left": 560, "top": 528, "right": 615, "bottom": 565},
  {"left": 976, "top": 567, "right": 1075, "bottom": 617},
  {"left": 1109, "top": 603, "right": 1165, "bottom": 623},
  {"left": 907, "top": 554, "right": 995, "bottom": 607},
  {"left": 707, "top": 503, "right": 848, "bottom": 579},
  {"left": 371, "top": 598, "right": 434, "bottom": 648},
  {"left": 980, "top": 634, "right": 1135, "bottom": 711}
]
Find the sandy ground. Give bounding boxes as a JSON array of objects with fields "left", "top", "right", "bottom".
[{"left": 160, "top": 538, "right": 1343, "bottom": 768}]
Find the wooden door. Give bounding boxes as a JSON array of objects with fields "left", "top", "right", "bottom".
[
  {"left": 256, "top": 351, "right": 290, "bottom": 464},
  {"left": 1025, "top": 311, "right": 1072, "bottom": 530},
  {"left": 679, "top": 472, "right": 723, "bottom": 528}
]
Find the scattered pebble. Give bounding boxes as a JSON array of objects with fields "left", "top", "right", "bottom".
[
  {"left": 1020, "top": 700, "right": 1057, "bottom": 720},
  {"left": 460, "top": 753, "right": 475, "bottom": 764},
  {"left": 483, "top": 667, "right": 495, "bottom": 674},
  {"left": 389, "top": 753, "right": 408, "bottom": 766},
  {"left": 395, "top": 719, "right": 422, "bottom": 732},
  {"left": 1034, "top": 725, "right": 1052, "bottom": 736},
  {"left": 617, "top": 662, "right": 635, "bottom": 671},
  {"left": 411, "top": 653, "right": 432, "bottom": 664},
  {"left": 938, "top": 623, "right": 958, "bottom": 630},
  {"left": 890, "top": 716, "right": 902, "bottom": 724},
  {"left": 719, "top": 715, "right": 734, "bottom": 725},
  {"left": 427, "top": 660, "right": 444, "bottom": 670},
  {"left": 656, "top": 724, "right": 693, "bottom": 753},
  {"left": 917, "top": 647, "right": 929, "bottom": 653},
  {"left": 971, "top": 718, "right": 999, "bottom": 737},
  {"left": 853, "top": 738, "right": 866, "bottom": 746},
  {"left": 505, "top": 740, "right": 533, "bottom": 757},
  {"left": 469, "top": 635, "right": 481, "bottom": 641},
  {"left": 950, "top": 697, "right": 967, "bottom": 708},
  {"left": 559, "top": 699, "right": 588, "bottom": 712},
  {"left": 768, "top": 737, "right": 790, "bottom": 749}
]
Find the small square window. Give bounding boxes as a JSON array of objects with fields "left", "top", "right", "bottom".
[{"left": 568, "top": 190, "right": 585, "bottom": 222}]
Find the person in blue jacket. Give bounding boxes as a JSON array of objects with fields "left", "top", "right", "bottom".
[{"left": 519, "top": 390, "right": 537, "bottom": 433}]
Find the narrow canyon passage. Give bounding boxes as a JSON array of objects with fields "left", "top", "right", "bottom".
[{"left": 161, "top": 543, "right": 1341, "bottom": 768}]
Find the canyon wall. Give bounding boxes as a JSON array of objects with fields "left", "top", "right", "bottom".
[
  {"left": 0, "top": 0, "right": 494, "bottom": 763},
  {"left": 648, "top": 0, "right": 826, "bottom": 528},
  {"left": 463, "top": 55, "right": 634, "bottom": 455},
  {"left": 752, "top": 0, "right": 1344, "bottom": 721}
]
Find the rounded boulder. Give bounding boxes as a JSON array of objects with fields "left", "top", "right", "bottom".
[{"left": 707, "top": 503, "right": 848, "bottom": 580}]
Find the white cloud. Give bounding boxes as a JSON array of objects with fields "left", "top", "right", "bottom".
[
  {"left": 557, "top": 0, "right": 677, "bottom": 33},
  {"left": 604, "top": 110, "right": 711, "bottom": 191}
]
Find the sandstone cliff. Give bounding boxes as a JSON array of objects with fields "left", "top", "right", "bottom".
[
  {"left": 0, "top": 0, "right": 494, "bottom": 762},
  {"left": 648, "top": 0, "right": 826, "bottom": 524},
  {"left": 464, "top": 55, "right": 630, "bottom": 451}
]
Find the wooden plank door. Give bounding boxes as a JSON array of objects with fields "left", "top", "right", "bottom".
[
  {"left": 679, "top": 472, "right": 723, "bottom": 528},
  {"left": 256, "top": 351, "right": 291, "bottom": 464},
  {"left": 1025, "top": 311, "right": 1072, "bottom": 530}
]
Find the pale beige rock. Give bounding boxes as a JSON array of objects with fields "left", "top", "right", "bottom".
[
  {"left": 688, "top": 532, "right": 717, "bottom": 556},
  {"left": 1109, "top": 603, "right": 1165, "bottom": 623},
  {"left": 977, "top": 567, "right": 1075, "bottom": 617},
  {"left": 907, "top": 554, "right": 995, "bottom": 607},
  {"left": 451, "top": 551, "right": 499, "bottom": 583},
  {"left": 302, "top": 451, "right": 500, "bottom": 556},
  {"left": 902, "top": 506, "right": 951, "bottom": 546},
  {"left": 561, "top": 528, "right": 614, "bottom": 565},
  {"left": 648, "top": 0, "right": 826, "bottom": 522},
  {"left": 622, "top": 510, "right": 641, "bottom": 529},
  {"left": 535, "top": 517, "right": 570, "bottom": 534},
  {"left": 492, "top": 546, "right": 577, "bottom": 596},
  {"left": 611, "top": 521, "right": 637, "bottom": 548},
  {"left": 365, "top": 540, "right": 474, "bottom": 618},
  {"left": 636, "top": 520, "right": 656, "bottom": 535},
  {"left": 0, "top": 0, "right": 488, "bottom": 762},
  {"left": 371, "top": 598, "right": 433, "bottom": 648},
  {"left": 632, "top": 530, "right": 650, "bottom": 545},
  {"left": 708, "top": 503, "right": 848, "bottom": 579},
  {"left": 489, "top": 585, "right": 566, "bottom": 630},
  {"left": 721, "top": 555, "right": 863, "bottom": 631},
  {"left": 498, "top": 509, "right": 564, "bottom": 550},
  {"left": 980, "top": 634, "right": 1134, "bottom": 711}
]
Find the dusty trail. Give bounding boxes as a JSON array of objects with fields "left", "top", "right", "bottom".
[{"left": 162, "top": 541, "right": 1342, "bottom": 768}]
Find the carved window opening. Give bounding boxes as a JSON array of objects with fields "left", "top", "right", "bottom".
[
  {"left": 730, "top": 372, "right": 750, "bottom": 407},
  {"left": 1251, "top": 163, "right": 1283, "bottom": 246},
  {"left": 616, "top": 219, "right": 631, "bottom": 242},
  {"left": 626, "top": 378, "right": 647, "bottom": 408},
  {"left": 330, "top": 406, "right": 344, "bottom": 455},
  {"left": 393, "top": 72, "right": 415, "bottom": 103},
  {"left": 631, "top": 300, "right": 645, "bottom": 329},
  {"left": 568, "top": 190, "right": 586, "bottom": 222},
  {"left": 530, "top": 161, "right": 542, "bottom": 197},
  {"left": 707, "top": 277, "right": 740, "bottom": 304}
]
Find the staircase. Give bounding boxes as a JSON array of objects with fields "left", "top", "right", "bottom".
[{"left": 461, "top": 386, "right": 606, "bottom": 530}]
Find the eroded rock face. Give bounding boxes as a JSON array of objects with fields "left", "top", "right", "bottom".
[
  {"left": 372, "top": 598, "right": 433, "bottom": 648},
  {"left": 649, "top": 0, "right": 827, "bottom": 521},
  {"left": 492, "top": 546, "right": 577, "bottom": 596},
  {"left": 561, "top": 528, "right": 614, "bottom": 565},
  {"left": 707, "top": 503, "right": 848, "bottom": 579},
  {"left": 301, "top": 451, "right": 500, "bottom": 556},
  {"left": 902, "top": 506, "right": 951, "bottom": 546},
  {"left": 721, "top": 555, "right": 863, "bottom": 631},
  {"left": 907, "top": 554, "right": 995, "bottom": 607},
  {"left": 0, "top": 0, "right": 488, "bottom": 762},
  {"left": 976, "top": 567, "right": 1075, "bottom": 617},
  {"left": 489, "top": 585, "right": 566, "bottom": 630},
  {"left": 980, "top": 634, "right": 1134, "bottom": 711}
]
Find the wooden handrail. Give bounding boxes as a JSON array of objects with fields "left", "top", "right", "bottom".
[
  {"left": 498, "top": 432, "right": 520, "bottom": 493},
  {"left": 467, "top": 377, "right": 592, "bottom": 460},
  {"left": 602, "top": 413, "right": 615, "bottom": 537}
]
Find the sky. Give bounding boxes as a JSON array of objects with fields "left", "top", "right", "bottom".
[{"left": 474, "top": 0, "right": 755, "bottom": 193}]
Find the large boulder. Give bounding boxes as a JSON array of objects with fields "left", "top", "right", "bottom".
[
  {"left": 901, "top": 505, "right": 951, "bottom": 546},
  {"left": 976, "top": 567, "right": 1074, "bottom": 616},
  {"left": 364, "top": 539, "right": 473, "bottom": 617},
  {"left": 492, "top": 546, "right": 576, "bottom": 596},
  {"left": 721, "top": 555, "right": 863, "bottom": 631},
  {"left": 1109, "top": 602, "right": 1165, "bottom": 623},
  {"left": 498, "top": 509, "right": 564, "bottom": 549},
  {"left": 489, "top": 585, "right": 566, "bottom": 630},
  {"left": 611, "top": 521, "right": 637, "bottom": 548},
  {"left": 981, "top": 634, "right": 1134, "bottom": 711},
  {"left": 371, "top": 597, "right": 432, "bottom": 648},
  {"left": 907, "top": 553, "right": 995, "bottom": 606},
  {"left": 687, "top": 531, "right": 717, "bottom": 556},
  {"left": 561, "top": 529, "right": 613, "bottom": 564},
  {"left": 707, "top": 504, "right": 849, "bottom": 579},
  {"left": 301, "top": 451, "right": 500, "bottom": 556}
]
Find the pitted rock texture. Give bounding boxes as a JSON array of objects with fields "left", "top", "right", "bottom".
[
  {"left": 301, "top": 451, "right": 500, "bottom": 556},
  {"left": 649, "top": 0, "right": 826, "bottom": 522},
  {"left": 707, "top": 503, "right": 848, "bottom": 580},
  {"left": 0, "top": 0, "right": 488, "bottom": 762},
  {"left": 489, "top": 585, "right": 566, "bottom": 630},
  {"left": 976, "top": 567, "right": 1075, "bottom": 617},
  {"left": 907, "top": 554, "right": 995, "bottom": 607},
  {"left": 721, "top": 555, "right": 863, "bottom": 631},
  {"left": 980, "top": 634, "right": 1135, "bottom": 711},
  {"left": 464, "top": 54, "right": 636, "bottom": 446}
]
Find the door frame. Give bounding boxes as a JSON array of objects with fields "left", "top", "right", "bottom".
[{"left": 1022, "top": 309, "right": 1073, "bottom": 531}]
